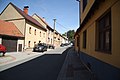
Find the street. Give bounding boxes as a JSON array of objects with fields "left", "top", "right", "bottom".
[{"left": 0, "top": 47, "right": 70, "bottom": 80}]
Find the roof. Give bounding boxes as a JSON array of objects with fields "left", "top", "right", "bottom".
[
  {"left": 9, "top": 2, "right": 47, "bottom": 31},
  {"left": 32, "top": 13, "right": 54, "bottom": 31},
  {"left": 0, "top": 20, "right": 24, "bottom": 38}
]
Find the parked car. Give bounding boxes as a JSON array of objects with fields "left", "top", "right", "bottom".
[
  {"left": 0, "top": 44, "right": 6, "bottom": 56},
  {"left": 47, "top": 44, "right": 55, "bottom": 49},
  {"left": 60, "top": 43, "right": 69, "bottom": 47},
  {"left": 33, "top": 43, "right": 47, "bottom": 52}
]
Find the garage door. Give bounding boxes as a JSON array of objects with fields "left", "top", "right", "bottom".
[{"left": 2, "top": 38, "right": 17, "bottom": 52}]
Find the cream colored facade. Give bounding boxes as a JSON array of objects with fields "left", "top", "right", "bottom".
[
  {"left": 32, "top": 14, "right": 54, "bottom": 45},
  {"left": 24, "top": 22, "right": 46, "bottom": 49},
  {"left": 0, "top": 2, "right": 66, "bottom": 50},
  {"left": 47, "top": 29, "right": 54, "bottom": 45},
  {"left": 0, "top": 4, "right": 25, "bottom": 35},
  {"left": 54, "top": 31, "right": 61, "bottom": 47},
  {"left": 0, "top": 3, "right": 47, "bottom": 50},
  {"left": 75, "top": 0, "right": 120, "bottom": 69}
]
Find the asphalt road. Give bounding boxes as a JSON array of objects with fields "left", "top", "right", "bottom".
[{"left": 0, "top": 47, "right": 70, "bottom": 80}]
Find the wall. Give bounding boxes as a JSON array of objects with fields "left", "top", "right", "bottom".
[
  {"left": 75, "top": 35, "right": 79, "bottom": 52},
  {"left": 75, "top": 0, "right": 120, "bottom": 79},
  {"left": 9, "top": 19, "right": 25, "bottom": 35},
  {"left": 47, "top": 29, "right": 53, "bottom": 45},
  {"left": 0, "top": 4, "right": 24, "bottom": 20},
  {"left": 24, "top": 22, "right": 46, "bottom": 49},
  {"left": 79, "top": 0, "right": 120, "bottom": 69},
  {"left": 32, "top": 14, "right": 47, "bottom": 28},
  {"left": 80, "top": 0, "right": 95, "bottom": 23},
  {"left": 0, "top": 4, "right": 25, "bottom": 35}
]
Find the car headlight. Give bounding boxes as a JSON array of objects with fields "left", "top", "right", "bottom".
[{"left": 39, "top": 47, "right": 42, "bottom": 50}]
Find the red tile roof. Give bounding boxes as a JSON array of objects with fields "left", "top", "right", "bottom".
[
  {"left": 9, "top": 2, "right": 47, "bottom": 31},
  {"left": 0, "top": 20, "right": 24, "bottom": 37}
]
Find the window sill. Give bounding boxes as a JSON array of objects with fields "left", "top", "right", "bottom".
[{"left": 95, "top": 49, "right": 111, "bottom": 54}]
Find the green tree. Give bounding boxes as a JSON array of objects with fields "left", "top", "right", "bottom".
[{"left": 67, "top": 30, "right": 75, "bottom": 42}]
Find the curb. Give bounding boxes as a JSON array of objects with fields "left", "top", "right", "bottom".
[{"left": 0, "top": 53, "right": 41, "bottom": 72}]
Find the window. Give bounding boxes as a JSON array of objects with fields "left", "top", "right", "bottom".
[
  {"left": 48, "top": 37, "right": 50, "bottom": 42},
  {"left": 40, "top": 31, "right": 41, "bottom": 37},
  {"left": 28, "top": 41, "right": 30, "bottom": 47},
  {"left": 48, "top": 30, "right": 50, "bottom": 34},
  {"left": 51, "top": 39, "right": 52, "bottom": 44},
  {"left": 83, "top": 30, "right": 87, "bottom": 48},
  {"left": 29, "top": 27, "right": 31, "bottom": 34},
  {"left": 96, "top": 11, "right": 111, "bottom": 53},
  {"left": 43, "top": 33, "right": 45, "bottom": 37},
  {"left": 34, "top": 41, "right": 36, "bottom": 47},
  {"left": 34, "top": 29, "right": 36, "bottom": 35}
]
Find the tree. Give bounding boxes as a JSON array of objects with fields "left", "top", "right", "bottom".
[
  {"left": 67, "top": 30, "right": 75, "bottom": 42},
  {"left": 62, "top": 32, "right": 67, "bottom": 37}
]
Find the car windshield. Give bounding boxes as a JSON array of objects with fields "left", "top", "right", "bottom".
[{"left": 35, "top": 43, "right": 44, "bottom": 47}]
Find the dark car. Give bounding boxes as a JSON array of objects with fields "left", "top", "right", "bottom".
[
  {"left": 60, "top": 43, "right": 65, "bottom": 47},
  {"left": 47, "top": 44, "right": 55, "bottom": 49},
  {"left": 33, "top": 43, "right": 47, "bottom": 52},
  {"left": 0, "top": 44, "right": 6, "bottom": 56}
]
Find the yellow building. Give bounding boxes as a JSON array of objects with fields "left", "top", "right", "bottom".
[
  {"left": 54, "top": 31, "right": 60, "bottom": 47},
  {"left": 0, "top": 3, "right": 47, "bottom": 51},
  {"left": 74, "top": 0, "right": 120, "bottom": 80}
]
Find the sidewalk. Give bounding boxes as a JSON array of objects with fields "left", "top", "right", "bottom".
[
  {"left": 57, "top": 47, "right": 94, "bottom": 80},
  {"left": 0, "top": 50, "right": 47, "bottom": 72}
]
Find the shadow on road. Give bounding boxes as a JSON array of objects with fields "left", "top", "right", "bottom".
[{"left": 0, "top": 47, "right": 71, "bottom": 80}]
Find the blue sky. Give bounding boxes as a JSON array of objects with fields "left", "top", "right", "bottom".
[{"left": 0, "top": 0, "right": 79, "bottom": 34}]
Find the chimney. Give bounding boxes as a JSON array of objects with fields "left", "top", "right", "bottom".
[
  {"left": 42, "top": 17, "right": 45, "bottom": 21},
  {"left": 23, "top": 6, "right": 29, "bottom": 14}
]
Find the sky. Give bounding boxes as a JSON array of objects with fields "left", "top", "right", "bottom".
[{"left": 0, "top": 0, "right": 79, "bottom": 34}]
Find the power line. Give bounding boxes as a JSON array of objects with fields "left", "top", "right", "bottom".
[{"left": 56, "top": 21, "right": 70, "bottom": 30}]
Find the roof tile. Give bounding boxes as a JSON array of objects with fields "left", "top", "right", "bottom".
[{"left": 0, "top": 20, "right": 24, "bottom": 37}]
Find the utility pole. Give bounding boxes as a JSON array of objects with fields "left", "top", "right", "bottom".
[{"left": 53, "top": 19, "right": 56, "bottom": 47}]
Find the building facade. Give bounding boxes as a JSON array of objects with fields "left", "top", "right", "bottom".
[
  {"left": 74, "top": 0, "right": 120, "bottom": 80},
  {"left": 0, "top": 20, "right": 24, "bottom": 52},
  {"left": 0, "top": 2, "right": 68, "bottom": 51},
  {"left": 0, "top": 3, "right": 47, "bottom": 51},
  {"left": 32, "top": 14, "right": 54, "bottom": 46}
]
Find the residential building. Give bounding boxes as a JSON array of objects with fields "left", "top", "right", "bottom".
[
  {"left": 61, "top": 36, "right": 68, "bottom": 44},
  {"left": 54, "top": 31, "right": 61, "bottom": 47},
  {"left": 74, "top": 0, "right": 120, "bottom": 80},
  {"left": 0, "top": 20, "right": 24, "bottom": 52},
  {"left": 0, "top": 2, "right": 47, "bottom": 51},
  {"left": 32, "top": 14, "right": 66, "bottom": 48},
  {"left": 32, "top": 14, "right": 54, "bottom": 46}
]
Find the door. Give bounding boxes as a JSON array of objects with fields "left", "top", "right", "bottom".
[
  {"left": 18, "top": 44, "right": 22, "bottom": 52},
  {"left": 2, "top": 37, "right": 17, "bottom": 52}
]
